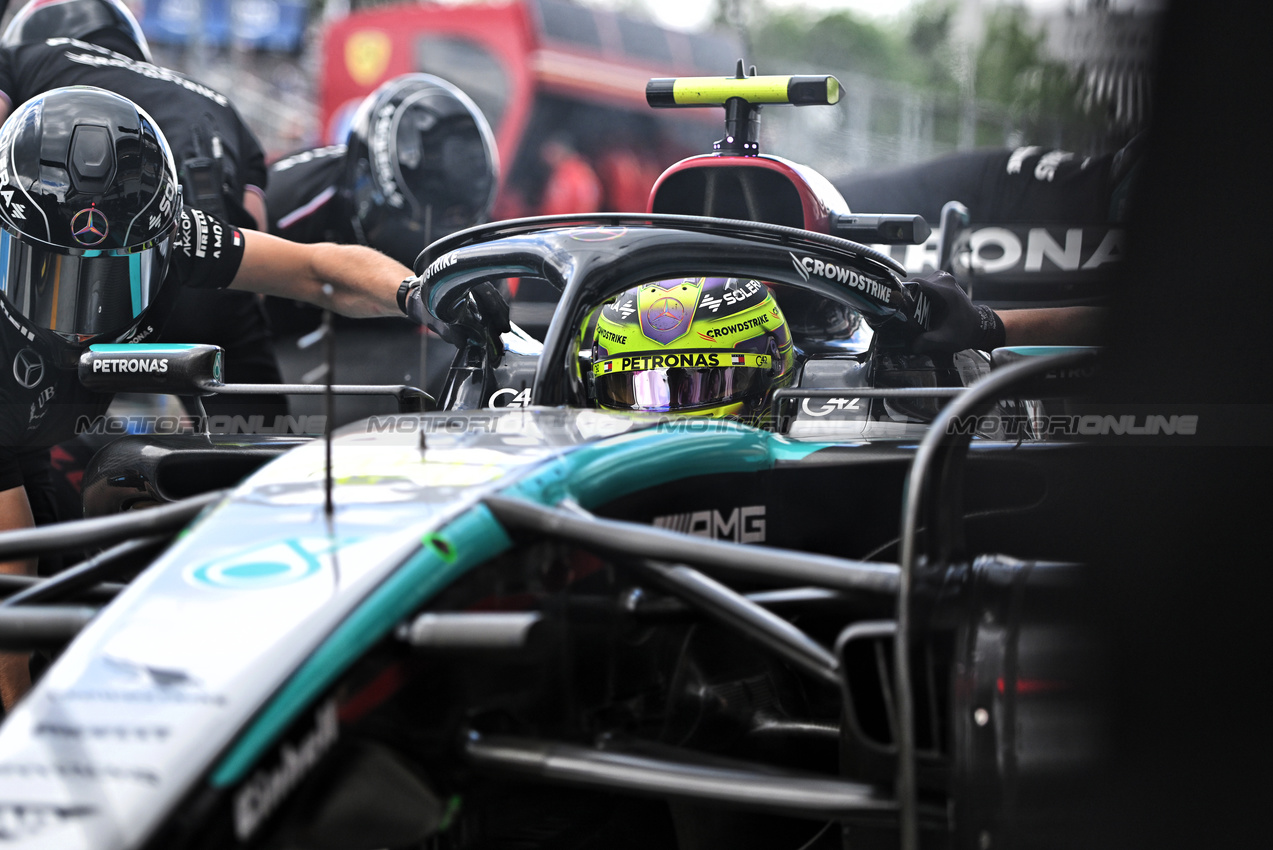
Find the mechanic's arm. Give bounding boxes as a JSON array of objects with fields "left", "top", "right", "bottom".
[
  {"left": 228, "top": 230, "right": 412, "bottom": 318},
  {"left": 909, "top": 270, "right": 1106, "bottom": 353},
  {"left": 999, "top": 306, "right": 1107, "bottom": 347},
  {"left": 0, "top": 485, "right": 35, "bottom": 712}
]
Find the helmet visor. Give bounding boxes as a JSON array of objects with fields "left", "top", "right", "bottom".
[
  {"left": 593, "top": 352, "right": 774, "bottom": 412},
  {"left": 0, "top": 230, "right": 167, "bottom": 342}
]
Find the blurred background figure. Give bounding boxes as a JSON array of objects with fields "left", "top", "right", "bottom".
[
  {"left": 0, "top": 0, "right": 289, "bottom": 426},
  {"left": 0, "top": 0, "right": 266, "bottom": 228},
  {"left": 265, "top": 72, "right": 498, "bottom": 421},
  {"left": 533, "top": 135, "right": 602, "bottom": 216},
  {"left": 268, "top": 72, "right": 497, "bottom": 271},
  {"left": 833, "top": 136, "right": 1144, "bottom": 227}
]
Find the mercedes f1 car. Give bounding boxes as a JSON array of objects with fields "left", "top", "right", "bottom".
[{"left": 0, "top": 68, "right": 1106, "bottom": 850}]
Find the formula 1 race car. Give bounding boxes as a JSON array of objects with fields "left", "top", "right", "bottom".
[{"left": 0, "top": 69, "right": 1110, "bottom": 850}]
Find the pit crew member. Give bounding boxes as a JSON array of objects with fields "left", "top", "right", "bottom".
[
  {"left": 835, "top": 139, "right": 1143, "bottom": 355},
  {"left": 834, "top": 137, "right": 1145, "bottom": 228},
  {"left": 0, "top": 0, "right": 287, "bottom": 420},
  {"left": 0, "top": 86, "right": 418, "bottom": 710},
  {"left": 265, "top": 73, "right": 497, "bottom": 333}
]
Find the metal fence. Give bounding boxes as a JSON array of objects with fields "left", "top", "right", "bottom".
[
  {"left": 151, "top": 43, "right": 322, "bottom": 160},
  {"left": 763, "top": 71, "right": 1027, "bottom": 183}
]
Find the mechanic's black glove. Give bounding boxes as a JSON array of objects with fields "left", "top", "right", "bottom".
[
  {"left": 398, "top": 278, "right": 511, "bottom": 345},
  {"left": 906, "top": 270, "right": 1006, "bottom": 354},
  {"left": 468, "top": 281, "right": 512, "bottom": 337},
  {"left": 399, "top": 277, "right": 428, "bottom": 325}
]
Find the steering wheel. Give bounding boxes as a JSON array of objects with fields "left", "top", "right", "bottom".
[{"left": 414, "top": 213, "right": 922, "bottom": 408}]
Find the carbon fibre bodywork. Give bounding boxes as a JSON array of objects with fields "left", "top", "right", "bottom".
[{"left": 0, "top": 379, "right": 1107, "bottom": 849}]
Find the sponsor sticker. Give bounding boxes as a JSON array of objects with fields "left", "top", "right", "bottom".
[
  {"left": 800, "top": 397, "right": 862, "bottom": 417},
  {"left": 652, "top": 505, "right": 766, "bottom": 543},
  {"left": 488, "top": 387, "right": 531, "bottom": 408},
  {"left": 793, "top": 254, "right": 890, "bottom": 301},
  {"left": 702, "top": 313, "right": 770, "bottom": 339},
  {"left": 233, "top": 700, "right": 339, "bottom": 840},
  {"left": 420, "top": 251, "right": 458, "bottom": 283},
  {"left": 90, "top": 357, "right": 169, "bottom": 374},
  {"left": 597, "top": 327, "right": 627, "bottom": 346},
  {"left": 592, "top": 351, "right": 770, "bottom": 376}
]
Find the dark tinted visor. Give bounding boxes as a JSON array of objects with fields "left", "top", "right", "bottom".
[
  {"left": 595, "top": 366, "right": 769, "bottom": 412},
  {"left": 0, "top": 229, "right": 168, "bottom": 342}
]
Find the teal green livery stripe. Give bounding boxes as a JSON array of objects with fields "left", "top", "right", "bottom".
[
  {"left": 211, "top": 422, "right": 824, "bottom": 786},
  {"left": 507, "top": 420, "right": 821, "bottom": 506},
  {"left": 996, "top": 345, "right": 1100, "bottom": 357},
  {"left": 210, "top": 505, "right": 512, "bottom": 786},
  {"left": 89, "top": 343, "right": 205, "bottom": 352},
  {"left": 129, "top": 253, "right": 143, "bottom": 316}
]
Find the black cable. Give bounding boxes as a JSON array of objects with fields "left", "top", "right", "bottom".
[
  {"left": 0, "top": 534, "right": 169, "bottom": 608},
  {"left": 0, "top": 489, "right": 226, "bottom": 561},
  {"left": 0, "top": 574, "right": 124, "bottom": 603}
]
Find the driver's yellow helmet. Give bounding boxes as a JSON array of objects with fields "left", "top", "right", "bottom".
[{"left": 588, "top": 277, "right": 796, "bottom": 424}]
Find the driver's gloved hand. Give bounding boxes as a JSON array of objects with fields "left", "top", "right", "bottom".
[
  {"left": 398, "top": 277, "right": 511, "bottom": 344},
  {"left": 906, "top": 270, "right": 1006, "bottom": 354}
]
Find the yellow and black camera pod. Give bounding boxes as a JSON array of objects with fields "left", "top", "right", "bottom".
[
  {"left": 645, "top": 72, "right": 841, "bottom": 108},
  {"left": 646, "top": 61, "right": 840, "bottom": 156}
]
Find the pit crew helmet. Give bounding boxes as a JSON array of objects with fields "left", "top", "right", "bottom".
[
  {"left": 1, "top": 0, "right": 152, "bottom": 61},
  {"left": 0, "top": 86, "right": 181, "bottom": 357},
  {"left": 343, "top": 73, "right": 498, "bottom": 267},
  {"left": 590, "top": 277, "right": 796, "bottom": 423}
]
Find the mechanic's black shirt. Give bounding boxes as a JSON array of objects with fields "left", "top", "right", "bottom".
[
  {"left": 833, "top": 146, "right": 1120, "bottom": 224},
  {"left": 0, "top": 38, "right": 267, "bottom": 226},
  {"left": 0, "top": 207, "right": 245, "bottom": 491},
  {"left": 267, "top": 146, "right": 356, "bottom": 245}
]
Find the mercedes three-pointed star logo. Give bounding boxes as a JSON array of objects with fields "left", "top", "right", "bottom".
[
  {"left": 13, "top": 347, "right": 45, "bottom": 389},
  {"left": 70, "top": 207, "right": 109, "bottom": 247},
  {"left": 647, "top": 297, "right": 686, "bottom": 332}
]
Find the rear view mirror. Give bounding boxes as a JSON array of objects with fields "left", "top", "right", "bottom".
[
  {"left": 832, "top": 213, "right": 932, "bottom": 245},
  {"left": 79, "top": 344, "right": 223, "bottom": 394},
  {"left": 80, "top": 343, "right": 431, "bottom": 412}
]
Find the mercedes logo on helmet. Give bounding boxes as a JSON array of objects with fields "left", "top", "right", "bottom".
[
  {"left": 647, "top": 298, "right": 686, "bottom": 332},
  {"left": 13, "top": 348, "right": 45, "bottom": 390},
  {"left": 71, "top": 208, "right": 110, "bottom": 247}
]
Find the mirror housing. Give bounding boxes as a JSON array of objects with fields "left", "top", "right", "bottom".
[{"left": 79, "top": 344, "right": 224, "bottom": 394}]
